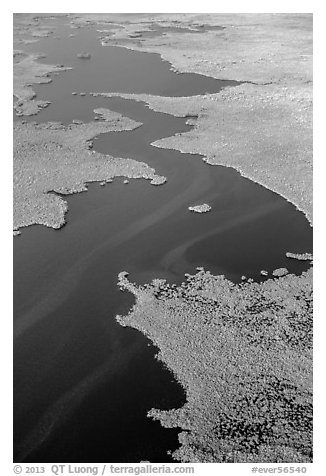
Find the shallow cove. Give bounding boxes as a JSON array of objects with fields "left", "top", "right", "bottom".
[{"left": 14, "top": 18, "right": 312, "bottom": 463}]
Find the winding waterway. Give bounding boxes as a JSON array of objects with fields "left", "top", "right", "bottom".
[{"left": 14, "top": 17, "right": 312, "bottom": 463}]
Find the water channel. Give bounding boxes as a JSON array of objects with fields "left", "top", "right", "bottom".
[{"left": 14, "top": 18, "right": 313, "bottom": 462}]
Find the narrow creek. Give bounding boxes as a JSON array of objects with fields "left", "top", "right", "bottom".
[{"left": 14, "top": 18, "right": 313, "bottom": 463}]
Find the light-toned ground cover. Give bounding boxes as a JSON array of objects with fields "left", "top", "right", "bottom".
[
  {"left": 14, "top": 111, "right": 166, "bottom": 234},
  {"left": 117, "top": 268, "right": 312, "bottom": 462},
  {"left": 272, "top": 268, "right": 289, "bottom": 277},
  {"left": 74, "top": 13, "right": 311, "bottom": 84},
  {"left": 286, "top": 252, "right": 313, "bottom": 261},
  {"left": 188, "top": 203, "right": 211, "bottom": 213}
]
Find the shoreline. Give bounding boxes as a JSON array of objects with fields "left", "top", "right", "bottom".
[
  {"left": 117, "top": 267, "right": 312, "bottom": 463},
  {"left": 13, "top": 13, "right": 313, "bottom": 464}
]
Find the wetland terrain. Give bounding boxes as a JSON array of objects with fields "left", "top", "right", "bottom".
[{"left": 13, "top": 13, "right": 312, "bottom": 463}]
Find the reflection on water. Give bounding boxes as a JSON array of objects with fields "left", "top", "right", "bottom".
[{"left": 14, "top": 17, "right": 312, "bottom": 463}]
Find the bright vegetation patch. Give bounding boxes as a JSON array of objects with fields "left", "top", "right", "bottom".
[
  {"left": 117, "top": 268, "right": 312, "bottom": 463},
  {"left": 286, "top": 252, "right": 313, "bottom": 261},
  {"left": 188, "top": 203, "right": 211, "bottom": 213}
]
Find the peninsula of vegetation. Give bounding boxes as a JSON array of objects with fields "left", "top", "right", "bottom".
[
  {"left": 14, "top": 113, "right": 166, "bottom": 234},
  {"left": 117, "top": 267, "right": 312, "bottom": 463}
]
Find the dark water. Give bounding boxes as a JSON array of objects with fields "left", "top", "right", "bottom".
[{"left": 14, "top": 18, "right": 312, "bottom": 463}]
